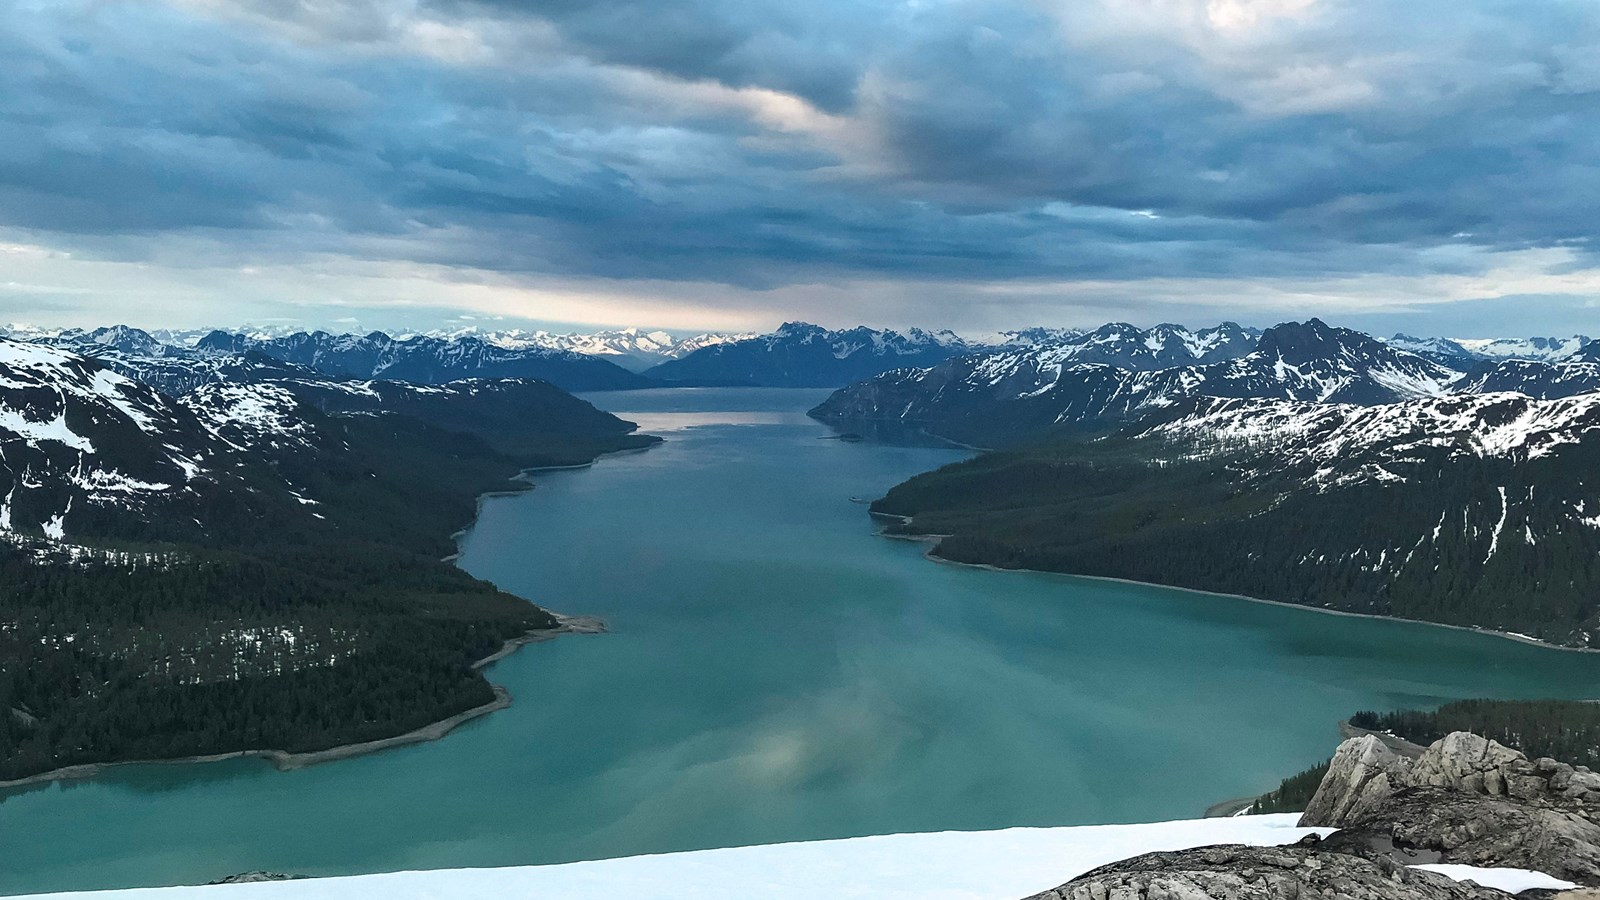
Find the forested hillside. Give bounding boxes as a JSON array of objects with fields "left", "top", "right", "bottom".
[
  {"left": 872, "top": 393, "right": 1600, "bottom": 646},
  {"left": 0, "top": 345, "right": 657, "bottom": 782}
]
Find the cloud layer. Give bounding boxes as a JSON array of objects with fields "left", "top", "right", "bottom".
[{"left": 1, "top": 0, "right": 1598, "bottom": 333}]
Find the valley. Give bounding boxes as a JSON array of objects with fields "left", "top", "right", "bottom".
[{"left": 5, "top": 388, "right": 1600, "bottom": 896}]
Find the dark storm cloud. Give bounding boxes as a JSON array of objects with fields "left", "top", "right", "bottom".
[{"left": 3, "top": 0, "right": 1600, "bottom": 329}]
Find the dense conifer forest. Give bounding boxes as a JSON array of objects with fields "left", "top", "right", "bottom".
[
  {"left": 1251, "top": 760, "right": 1331, "bottom": 814},
  {"left": 0, "top": 385, "right": 656, "bottom": 782},
  {"left": 871, "top": 417, "right": 1600, "bottom": 646}
]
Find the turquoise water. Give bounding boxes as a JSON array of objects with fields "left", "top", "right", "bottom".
[{"left": 5, "top": 387, "right": 1600, "bottom": 895}]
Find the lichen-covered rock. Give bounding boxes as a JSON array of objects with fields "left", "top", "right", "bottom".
[
  {"left": 1025, "top": 840, "right": 1508, "bottom": 900},
  {"left": 1410, "top": 732, "right": 1531, "bottom": 796}
]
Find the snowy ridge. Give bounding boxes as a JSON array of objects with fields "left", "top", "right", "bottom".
[
  {"left": 1135, "top": 392, "right": 1600, "bottom": 484},
  {"left": 1006, "top": 322, "right": 1261, "bottom": 373},
  {"left": 421, "top": 326, "right": 753, "bottom": 370}
]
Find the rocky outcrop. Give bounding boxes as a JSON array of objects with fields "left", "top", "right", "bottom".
[
  {"left": 1025, "top": 838, "right": 1508, "bottom": 900},
  {"left": 1303, "top": 731, "right": 1600, "bottom": 829},
  {"left": 1300, "top": 735, "right": 1413, "bottom": 826},
  {"left": 1321, "top": 788, "right": 1600, "bottom": 886},
  {"left": 1296, "top": 731, "right": 1600, "bottom": 887}
]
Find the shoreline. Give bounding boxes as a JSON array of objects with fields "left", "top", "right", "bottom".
[
  {"left": 442, "top": 442, "right": 662, "bottom": 562},
  {"left": 1, "top": 441, "right": 662, "bottom": 791},
  {"left": 0, "top": 615, "right": 607, "bottom": 793},
  {"left": 873, "top": 513, "right": 1599, "bottom": 655}
]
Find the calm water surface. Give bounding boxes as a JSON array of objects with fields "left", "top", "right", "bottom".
[{"left": 5, "top": 387, "right": 1600, "bottom": 895}]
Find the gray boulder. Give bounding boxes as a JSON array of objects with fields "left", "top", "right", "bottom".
[{"left": 1300, "top": 734, "right": 1412, "bottom": 827}]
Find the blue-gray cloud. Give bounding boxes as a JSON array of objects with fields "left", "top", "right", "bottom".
[{"left": 1, "top": 0, "right": 1599, "bottom": 331}]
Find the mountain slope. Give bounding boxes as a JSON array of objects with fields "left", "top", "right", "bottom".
[
  {"left": 874, "top": 391, "right": 1600, "bottom": 646},
  {"left": 813, "top": 319, "right": 1462, "bottom": 446},
  {"left": 644, "top": 322, "right": 972, "bottom": 387},
  {"left": 0, "top": 341, "right": 657, "bottom": 783}
]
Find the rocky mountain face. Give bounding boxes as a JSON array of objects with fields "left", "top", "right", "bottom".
[
  {"left": 1029, "top": 731, "right": 1595, "bottom": 899},
  {"left": 813, "top": 319, "right": 1462, "bottom": 446},
  {"left": 643, "top": 321, "right": 973, "bottom": 387}
]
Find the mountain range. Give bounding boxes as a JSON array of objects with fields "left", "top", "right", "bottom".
[
  {"left": 642, "top": 321, "right": 975, "bottom": 387},
  {"left": 812, "top": 319, "right": 1468, "bottom": 445},
  {"left": 5, "top": 323, "right": 988, "bottom": 391}
]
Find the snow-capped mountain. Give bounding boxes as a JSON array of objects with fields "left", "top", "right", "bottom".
[
  {"left": 1381, "top": 334, "right": 1479, "bottom": 367},
  {"left": 812, "top": 319, "right": 1462, "bottom": 445},
  {"left": 644, "top": 322, "right": 974, "bottom": 387},
  {"left": 194, "top": 330, "right": 652, "bottom": 391},
  {"left": 422, "top": 327, "right": 752, "bottom": 372},
  {"left": 1454, "top": 335, "right": 1592, "bottom": 362},
  {"left": 0, "top": 336, "right": 648, "bottom": 545},
  {"left": 1001, "top": 322, "right": 1262, "bottom": 371},
  {"left": 996, "top": 326, "right": 1087, "bottom": 346}
]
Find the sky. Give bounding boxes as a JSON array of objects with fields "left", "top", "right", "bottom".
[{"left": 2, "top": 0, "right": 1599, "bottom": 338}]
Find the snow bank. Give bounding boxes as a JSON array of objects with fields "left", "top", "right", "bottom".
[
  {"left": 1412, "top": 863, "right": 1577, "bottom": 894},
  {"left": 20, "top": 816, "right": 1575, "bottom": 900},
  {"left": 24, "top": 817, "right": 1321, "bottom": 900}
]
